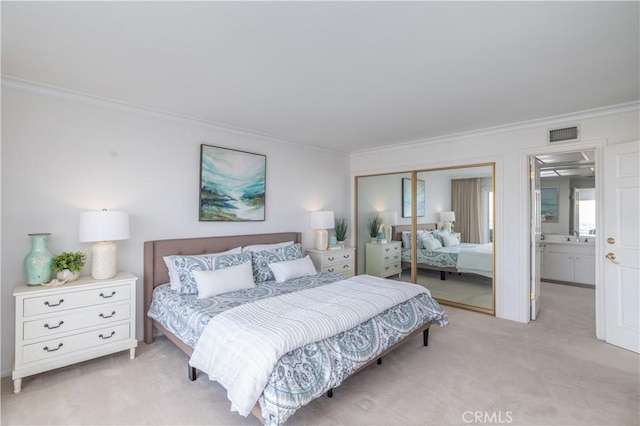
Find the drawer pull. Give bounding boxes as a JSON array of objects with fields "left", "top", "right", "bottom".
[
  {"left": 328, "top": 257, "right": 335, "bottom": 261},
  {"left": 43, "top": 343, "right": 63, "bottom": 352},
  {"left": 343, "top": 254, "right": 350, "bottom": 259},
  {"left": 44, "top": 299, "right": 64, "bottom": 307},
  {"left": 343, "top": 265, "right": 349, "bottom": 269},
  {"left": 99, "top": 331, "right": 116, "bottom": 339},
  {"left": 99, "top": 311, "right": 116, "bottom": 319},
  {"left": 328, "top": 268, "right": 335, "bottom": 272},
  {"left": 99, "top": 291, "right": 116, "bottom": 299},
  {"left": 44, "top": 321, "right": 64, "bottom": 330}
]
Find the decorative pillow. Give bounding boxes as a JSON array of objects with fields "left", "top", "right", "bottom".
[
  {"left": 242, "top": 241, "right": 294, "bottom": 253},
  {"left": 424, "top": 239, "right": 443, "bottom": 251},
  {"left": 163, "top": 247, "right": 242, "bottom": 291},
  {"left": 443, "top": 235, "right": 460, "bottom": 247},
  {"left": 193, "top": 261, "right": 255, "bottom": 299},
  {"left": 251, "top": 243, "right": 303, "bottom": 283},
  {"left": 431, "top": 230, "right": 446, "bottom": 245},
  {"left": 268, "top": 255, "right": 317, "bottom": 283},
  {"left": 401, "top": 230, "right": 425, "bottom": 249},
  {"left": 165, "top": 252, "right": 250, "bottom": 295}
]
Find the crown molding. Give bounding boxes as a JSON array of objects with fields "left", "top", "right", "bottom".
[
  {"left": 1, "top": 75, "right": 349, "bottom": 157},
  {"left": 352, "top": 101, "right": 640, "bottom": 157}
]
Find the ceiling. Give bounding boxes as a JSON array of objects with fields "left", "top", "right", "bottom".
[{"left": 2, "top": 2, "right": 638, "bottom": 154}]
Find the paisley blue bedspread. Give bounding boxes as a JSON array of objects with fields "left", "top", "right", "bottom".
[
  {"left": 401, "top": 243, "right": 479, "bottom": 268},
  {"left": 148, "top": 272, "right": 448, "bottom": 424}
]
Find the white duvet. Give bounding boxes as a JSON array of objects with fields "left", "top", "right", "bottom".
[
  {"left": 189, "top": 274, "right": 428, "bottom": 417},
  {"left": 456, "top": 242, "right": 493, "bottom": 278}
]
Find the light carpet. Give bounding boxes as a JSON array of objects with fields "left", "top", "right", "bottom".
[{"left": 1, "top": 282, "right": 638, "bottom": 425}]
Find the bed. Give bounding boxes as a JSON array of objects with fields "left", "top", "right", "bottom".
[
  {"left": 392, "top": 224, "right": 493, "bottom": 280},
  {"left": 143, "top": 232, "right": 448, "bottom": 425}
]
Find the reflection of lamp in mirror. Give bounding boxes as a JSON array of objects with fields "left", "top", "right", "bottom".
[
  {"left": 378, "top": 211, "right": 397, "bottom": 242},
  {"left": 79, "top": 210, "right": 130, "bottom": 280},
  {"left": 440, "top": 211, "right": 456, "bottom": 233},
  {"left": 310, "top": 211, "right": 334, "bottom": 250}
]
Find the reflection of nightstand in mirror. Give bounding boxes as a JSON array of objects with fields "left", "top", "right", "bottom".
[{"left": 365, "top": 242, "right": 402, "bottom": 278}]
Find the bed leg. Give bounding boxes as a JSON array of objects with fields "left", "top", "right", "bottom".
[
  {"left": 327, "top": 389, "right": 333, "bottom": 398},
  {"left": 377, "top": 357, "right": 382, "bottom": 365},
  {"left": 188, "top": 365, "right": 197, "bottom": 381},
  {"left": 423, "top": 329, "right": 429, "bottom": 346},
  {"left": 440, "top": 271, "right": 446, "bottom": 280}
]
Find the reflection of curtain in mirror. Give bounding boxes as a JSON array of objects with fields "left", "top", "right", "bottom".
[{"left": 451, "top": 178, "right": 482, "bottom": 243}]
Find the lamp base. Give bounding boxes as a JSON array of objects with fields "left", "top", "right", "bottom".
[
  {"left": 315, "top": 229, "right": 329, "bottom": 251},
  {"left": 442, "top": 221, "right": 452, "bottom": 233},
  {"left": 91, "top": 241, "right": 117, "bottom": 280}
]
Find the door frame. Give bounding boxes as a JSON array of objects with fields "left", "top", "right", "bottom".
[{"left": 521, "top": 139, "right": 606, "bottom": 339}]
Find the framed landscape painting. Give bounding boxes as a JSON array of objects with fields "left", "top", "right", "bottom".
[
  {"left": 199, "top": 145, "right": 266, "bottom": 221},
  {"left": 402, "top": 178, "right": 425, "bottom": 218}
]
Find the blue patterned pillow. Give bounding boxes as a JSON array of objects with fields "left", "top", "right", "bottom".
[
  {"left": 165, "top": 252, "right": 251, "bottom": 295},
  {"left": 251, "top": 243, "right": 303, "bottom": 283}
]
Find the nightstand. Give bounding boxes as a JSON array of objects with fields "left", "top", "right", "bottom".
[
  {"left": 307, "top": 247, "right": 355, "bottom": 278},
  {"left": 451, "top": 232, "right": 461, "bottom": 242},
  {"left": 365, "top": 241, "right": 402, "bottom": 278},
  {"left": 12, "top": 272, "right": 138, "bottom": 393}
]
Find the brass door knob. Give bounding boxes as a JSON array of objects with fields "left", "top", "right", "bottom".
[
  {"left": 607, "top": 237, "right": 616, "bottom": 244},
  {"left": 606, "top": 252, "right": 620, "bottom": 264}
]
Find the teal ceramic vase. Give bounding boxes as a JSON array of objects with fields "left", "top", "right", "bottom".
[{"left": 24, "top": 233, "right": 53, "bottom": 285}]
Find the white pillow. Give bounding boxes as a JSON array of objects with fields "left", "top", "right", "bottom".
[
  {"left": 193, "top": 261, "right": 255, "bottom": 299},
  {"left": 163, "top": 246, "right": 242, "bottom": 291},
  {"left": 268, "top": 255, "right": 317, "bottom": 283},
  {"left": 443, "top": 235, "right": 460, "bottom": 247},
  {"left": 242, "top": 241, "right": 294, "bottom": 253},
  {"left": 424, "top": 239, "right": 443, "bottom": 251}
]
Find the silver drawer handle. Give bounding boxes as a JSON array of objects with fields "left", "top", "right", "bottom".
[
  {"left": 328, "top": 256, "right": 335, "bottom": 261},
  {"left": 328, "top": 268, "right": 335, "bottom": 272},
  {"left": 99, "top": 291, "right": 116, "bottom": 299},
  {"left": 343, "top": 265, "right": 349, "bottom": 269},
  {"left": 43, "top": 343, "right": 63, "bottom": 352},
  {"left": 44, "top": 299, "right": 64, "bottom": 307},
  {"left": 44, "top": 321, "right": 64, "bottom": 329},
  {"left": 99, "top": 331, "right": 116, "bottom": 339},
  {"left": 99, "top": 311, "right": 116, "bottom": 319},
  {"left": 343, "top": 254, "right": 351, "bottom": 259}
]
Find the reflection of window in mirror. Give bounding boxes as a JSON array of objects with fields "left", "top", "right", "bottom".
[{"left": 572, "top": 188, "right": 596, "bottom": 235}]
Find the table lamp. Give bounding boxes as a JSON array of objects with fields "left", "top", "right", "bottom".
[
  {"left": 440, "top": 211, "right": 456, "bottom": 233},
  {"left": 379, "top": 211, "right": 397, "bottom": 242},
  {"left": 79, "top": 210, "right": 130, "bottom": 279},
  {"left": 310, "top": 211, "right": 334, "bottom": 250}
]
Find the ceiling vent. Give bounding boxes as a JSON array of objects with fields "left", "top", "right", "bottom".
[{"left": 548, "top": 125, "right": 580, "bottom": 144}]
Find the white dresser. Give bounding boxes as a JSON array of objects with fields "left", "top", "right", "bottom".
[
  {"left": 307, "top": 247, "right": 356, "bottom": 278},
  {"left": 12, "top": 272, "right": 137, "bottom": 393},
  {"left": 365, "top": 242, "right": 402, "bottom": 278}
]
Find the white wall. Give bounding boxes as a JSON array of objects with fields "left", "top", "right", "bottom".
[
  {"left": 351, "top": 106, "right": 640, "bottom": 324},
  {"left": 1, "top": 86, "right": 351, "bottom": 376}
]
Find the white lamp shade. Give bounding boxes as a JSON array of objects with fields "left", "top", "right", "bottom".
[
  {"left": 440, "top": 211, "right": 456, "bottom": 222},
  {"left": 310, "top": 211, "right": 335, "bottom": 229},
  {"left": 379, "top": 211, "right": 398, "bottom": 225},
  {"left": 79, "top": 210, "right": 130, "bottom": 242}
]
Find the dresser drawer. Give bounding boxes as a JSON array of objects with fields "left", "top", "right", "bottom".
[
  {"left": 23, "top": 303, "right": 131, "bottom": 340},
  {"left": 22, "top": 323, "right": 131, "bottom": 364},
  {"left": 320, "top": 262, "right": 354, "bottom": 276},
  {"left": 23, "top": 284, "right": 130, "bottom": 317},
  {"left": 317, "top": 251, "right": 354, "bottom": 266},
  {"left": 381, "top": 252, "right": 401, "bottom": 264},
  {"left": 379, "top": 262, "right": 402, "bottom": 277}
]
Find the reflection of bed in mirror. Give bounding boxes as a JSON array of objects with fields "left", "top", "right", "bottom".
[{"left": 392, "top": 224, "right": 493, "bottom": 280}]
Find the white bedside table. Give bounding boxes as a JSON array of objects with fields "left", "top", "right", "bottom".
[
  {"left": 306, "top": 247, "right": 355, "bottom": 278},
  {"left": 365, "top": 241, "right": 402, "bottom": 278},
  {"left": 12, "top": 272, "right": 138, "bottom": 393}
]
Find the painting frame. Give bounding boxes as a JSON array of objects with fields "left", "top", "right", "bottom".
[
  {"left": 541, "top": 187, "right": 559, "bottom": 222},
  {"left": 402, "top": 178, "right": 425, "bottom": 218},
  {"left": 199, "top": 144, "right": 266, "bottom": 222}
]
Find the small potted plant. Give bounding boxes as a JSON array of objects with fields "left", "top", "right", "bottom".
[
  {"left": 334, "top": 215, "right": 348, "bottom": 245},
  {"left": 52, "top": 251, "right": 86, "bottom": 282},
  {"left": 367, "top": 214, "right": 383, "bottom": 243}
]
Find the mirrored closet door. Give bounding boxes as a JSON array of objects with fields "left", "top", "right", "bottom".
[{"left": 356, "top": 163, "right": 495, "bottom": 314}]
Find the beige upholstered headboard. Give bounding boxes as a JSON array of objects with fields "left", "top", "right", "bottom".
[
  {"left": 143, "top": 232, "right": 302, "bottom": 343},
  {"left": 392, "top": 223, "right": 438, "bottom": 244}
]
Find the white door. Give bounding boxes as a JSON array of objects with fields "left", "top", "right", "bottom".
[
  {"left": 604, "top": 140, "right": 640, "bottom": 353},
  {"left": 530, "top": 157, "right": 542, "bottom": 320}
]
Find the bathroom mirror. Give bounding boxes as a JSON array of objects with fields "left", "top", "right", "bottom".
[{"left": 356, "top": 163, "right": 495, "bottom": 314}]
